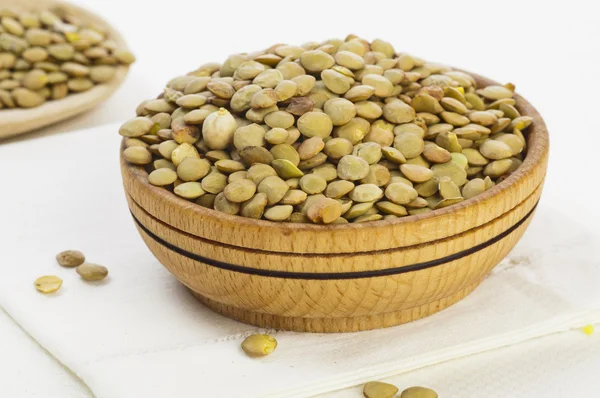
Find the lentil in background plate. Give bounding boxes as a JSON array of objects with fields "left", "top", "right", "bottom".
[
  {"left": 120, "top": 35, "right": 532, "bottom": 224},
  {"left": 0, "top": 7, "right": 135, "bottom": 109}
]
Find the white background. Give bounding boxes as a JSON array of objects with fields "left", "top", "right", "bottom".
[{"left": 1, "top": 0, "right": 599, "bottom": 396}]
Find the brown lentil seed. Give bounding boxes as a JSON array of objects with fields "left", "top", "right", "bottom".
[
  {"left": 325, "top": 180, "right": 355, "bottom": 198},
  {"left": 76, "top": 263, "right": 108, "bottom": 281},
  {"left": 264, "top": 205, "right": 294, "bottom": 221},
  {"left": 385, "top": 182, "right": 418, "bottom": 205},
  {"left": 220, "top": 177, "right": 257, "bottom": 202},
  {"left": 12, "top": 88, "right": 45, "bottom": 108},
  {"left": 174, "top": 182, "right": 206, "bottom": 199},
  {"left": 484, "top": 159, "right": 513, "bottom": 178},
  {"left": 280, "top": 189, "right": 308, "bottom": 205},
  {"left": 240, "top": 193, "right": 268, "bottom": 219},
  {"left": 56, "top": 250, "right": 85, "bottom": 267},
  {"left": 349, "top": 184, "right": 383, "bottom": 202},
  {"left": 123, "top": 146, "right": 152, "bottom": 165},
  {"left": 400, "top": 387, "right": 438, "bottom": 398},
  {"left": 258, "top": 175, "right": 289, "bottom": 205},
  {"left": 306, "top": 197, "right": 342, "bottom": 224},
  {"left": 400, "top": 164, "right": 433, "bottom": 183},
  {"left": 337, "top": 155, "right": 369, "bottom": 180}
]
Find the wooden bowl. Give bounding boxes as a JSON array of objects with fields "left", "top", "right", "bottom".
[
  {"left": 121, "top": 73, "right": 549, "bottom": 333},
  {"left": 0, "top": 0, "right": 131, "bottom": 140}
]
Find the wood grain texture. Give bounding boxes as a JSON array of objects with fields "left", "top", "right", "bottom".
[
  {"left": 134, "top": 206, "right": 534, "bottom": 332},
  {"left": 190, "top": 280, "right": 482, "bottom": 332},
  {"left": 121, "top": 74, "right": 548, "bottom": 254},
  {"left": 120, "top": 73, "right": 550, "bottom": 332},
  {"left": 127, "top": 182, "right": 542, "bottom": 275},
  {"left": 0, "top": 0, "right": 131, "bottom": 139}
]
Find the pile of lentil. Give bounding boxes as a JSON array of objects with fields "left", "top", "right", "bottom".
[
  {"left": 120, "top": 35, "right": 532, "bottom": 224},
  {"left": 0, "top": 7, "right": 135, "bottom": 109}
]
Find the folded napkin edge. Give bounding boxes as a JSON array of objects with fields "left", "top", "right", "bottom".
[
  {"left": 0, "top": 306, "right": 94, "bottom": 396},
  {"left": 268, "top": 309, "right": 600, "bottom": 398}
]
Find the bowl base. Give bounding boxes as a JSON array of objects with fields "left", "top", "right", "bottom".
[{"left": 189, "top": 279, "right": 482, "bottom": 333}]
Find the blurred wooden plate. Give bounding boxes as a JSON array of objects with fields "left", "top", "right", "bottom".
[{"left": 0, "top": 0, "right": 131, "bottom": 139}]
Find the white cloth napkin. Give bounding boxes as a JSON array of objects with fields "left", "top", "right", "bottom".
[{"left": 1, "top": 123, "right": 599, "bottom": 398}]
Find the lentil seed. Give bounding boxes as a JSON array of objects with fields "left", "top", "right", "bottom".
[{"left": 119, "top": 36, "right": 530, "bottom": 223}]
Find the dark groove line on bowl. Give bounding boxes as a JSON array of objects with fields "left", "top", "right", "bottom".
[{"left": 131, "top": 201, "right": 538, "bottom": 280}]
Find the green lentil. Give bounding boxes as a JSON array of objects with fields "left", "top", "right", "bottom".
[{"left": 119, "top": 36, "right": 530, "bottom": 223}]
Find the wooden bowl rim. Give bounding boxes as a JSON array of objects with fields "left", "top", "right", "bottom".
[
  {"left": 121, "top": 72, "right": 549, "bottom": 232},
  {"left": 0, "top": 0, "right": 131, "bottom": 140}
]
